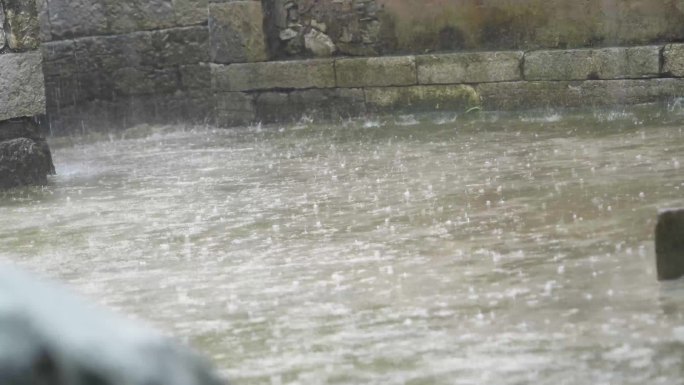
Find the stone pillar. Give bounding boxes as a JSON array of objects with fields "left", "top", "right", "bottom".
[
  {"left": 209, "top": 0, "right": 268, "bottom": 126},
  {"left": 0, "top": 0, "right": 54, "bottom": 189},
  {"left": 208, "top": 0, "right": 268, "bottom": 64}
]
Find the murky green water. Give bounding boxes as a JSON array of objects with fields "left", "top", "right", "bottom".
[{"left": 2, "top": 108, "right": 684, "bottom": 384}]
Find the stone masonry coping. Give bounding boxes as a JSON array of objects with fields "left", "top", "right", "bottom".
[
  {"left": 211, "top": 59, "right": 336, "bottom": 92},
  {"left": 335, "top": 56, "right": 417, "bottom": 88},
  {"left": 524, "top": 46, "right": 661, "bottom": 81},
  {"left": 417, "top": 51, "right": 523, "bottom": 84},
  {"left": 208, "top": 44, "right": 684, "bottom": 94}
]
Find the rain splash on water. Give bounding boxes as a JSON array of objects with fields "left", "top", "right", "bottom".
[{"left": 1, "top": 106, "right": 684, "bottom": 384}]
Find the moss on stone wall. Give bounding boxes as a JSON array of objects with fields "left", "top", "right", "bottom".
[{"left": 2, "top": 0, "right": 40, "bottom": 50}]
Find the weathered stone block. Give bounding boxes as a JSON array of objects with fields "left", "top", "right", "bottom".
[
  {"left": 126, "top": 91, "right": 214, "bottom": 126},
  {"left": 74, "top": 33, "right": 155, "bottom": 73},
  {"left": 44, "top": 75, "right": 80, "bottom": 110},
  {"left": 152, "top": 26, "right": 210, "bottom": 67},
  {"left": 105, "top": 0, "right": 175, "bottom": 35},
  {"left": 524, "top": 46, "right": 661, "bottom": 81},
  {"left": 0, "top": 118, "right": 44, "bottom": 143},
  {"left": 77, "top": 71, "right": 116, "bottom": 101},
  {"left": 0, "top": 138, "right": 54, "bottom": 188},
  {"left": 478, "top": 79, "right": 684, "bottom": 110},
  {"left": 212, "top": 59, "right": 335, "bottom": 92},
  {"left": 0, "top": 52, "right": 46, "bottom": 121},
  {"left": 478, "top": 81, "right": 583, "bottom": 110},
  {"left": 3, "top": 0, "right": 41, "bottom": 50},
  {"left": 365, "top": 85, "right": 479, "bottom": 113},
  {"left": 113, "top": 67, "right": 179, "bottom": 95},
  {"left": 417, "top": 51, "right": 523, "bottom": 84},
  {"left": 41, "top": 40, "right": 77, "bottom": 77},
  {"left": 180, "top": 63, "right": 211, "bottom": 90},
  {"left": 35, "top": 0, "right": 50, "bottom": 42},
  {"left": 336, "top": 56, "right": 417, "bottom": 88},
  {"left": 656, "top": 208, "right": 684, "bottom": 281},
  {"left": 663, "top": 44, "right": 684, "bottom": 77},
  {"left": 255, "top": 88, "right": 366, "bottom": 123},
  {"left": 209, "top": 1, "right": 268, "bottom": 64},
  {"left": 45, "top": 0, "right": 107, "bottom": 39},
  {"left": 215, "top": 92, "right": 256, "bottom": 127},
  {"left": 172, "top": 0, "right": 208, "bottom": 26}
]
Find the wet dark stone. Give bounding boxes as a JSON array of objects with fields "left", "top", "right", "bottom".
[
  {"left": 0, "top": 118, "right": 55, "bottom": 189},
  {"left": 0, "top": 135, "right": 55, "bottom": 189},
  {"left": 655, "top": 209, "right": 684, "bottom": 281}
]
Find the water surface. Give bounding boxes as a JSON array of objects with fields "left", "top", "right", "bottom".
[{"left": 2, "top": 108, "right": 684, "bottom": 385}]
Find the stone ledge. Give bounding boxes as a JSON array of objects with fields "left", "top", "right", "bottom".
[
  {"left": 417, "top": 51, "right": 523, "bottom": 84},
  {"left": 0, "top": 52, "right": 46, "bottom": 121},
  {"left": 524, "top": 46, "right": 661, "bottom": 81},
  {"left": 336, "top": 56, "right": 417, "bottom": 88},
  {"left": 478, "top": 79, "right": 684, "bottom": 110},
  {"left": 254, "top": 88, "right": 365, "bottom": 124},
  {"left": 212, "top": 59, "right": 335, "bottom": 92},
  {"left": 365, "top": 85, "right": 480, "bottom": 113}
]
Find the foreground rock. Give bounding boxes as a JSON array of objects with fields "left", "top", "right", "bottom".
[
  {"left": 0, "top": 118, "right": 55, "bottom": 189},
  {"left": 0, "top": 264, "right": 225, "bottom": 385},
  {"left": 656, "top": 209, "right": 684, "bottom": 281}
]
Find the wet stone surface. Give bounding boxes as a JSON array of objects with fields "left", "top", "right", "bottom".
[
  {"left": 0, "top": 118, "right": 54, "bottom": 189},
  {"left": 1, "top": 107, "right": 684, "bottom": 384},
  {"left": 656, "top": 209, "right": 684, "bottom": 280}
]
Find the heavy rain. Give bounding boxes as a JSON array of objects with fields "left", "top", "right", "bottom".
[{"left": 2, "top": 107, "right": 683, "bottom": 384}]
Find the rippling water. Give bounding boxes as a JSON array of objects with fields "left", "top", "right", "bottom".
[{"left": 2, "top": 108, "right": 684, "bottom": 384}]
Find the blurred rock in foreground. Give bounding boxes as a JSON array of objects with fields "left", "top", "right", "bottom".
[{"left": 0, "top": 264, "right": 225, "bottom": 385}]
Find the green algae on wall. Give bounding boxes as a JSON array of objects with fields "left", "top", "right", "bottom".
[{"left": 2, "top": 0, "right": 40, "bottom": 50}]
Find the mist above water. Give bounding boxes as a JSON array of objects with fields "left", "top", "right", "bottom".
[{"left": 1, "top": 107, "right": 684, "bottom": 384}]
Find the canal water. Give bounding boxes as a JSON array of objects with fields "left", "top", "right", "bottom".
[{"left": 1, "top": 107, "right": 684, "bottom": 384}]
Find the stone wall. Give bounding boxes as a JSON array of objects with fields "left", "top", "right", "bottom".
[
  {"left": 39, "top": 0, "right": 213, "bottom": 134},
  {"left": 0, "top": 0, "right": 54, "bottom": 188},
  {"left": 261, "top": 0, "right": 684, "bottom": 59},
  {"left": 35, "top": 0, "right": 684, "bottom": 133},
  {"left": 210, "top": 45, "right": 684, "bottom": 126}
]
